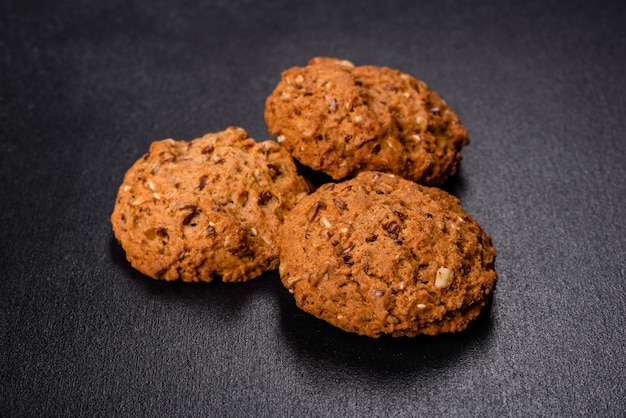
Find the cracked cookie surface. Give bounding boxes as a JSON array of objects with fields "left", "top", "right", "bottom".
[
  {"left": 111, "top": 126, "right": 310, "bottom": 282},
  {"left": 278, "top": 171, "right": 497, "bottom": 337},
  {"left": 265, "top": 57, "right": 469, "bottom": 186}
]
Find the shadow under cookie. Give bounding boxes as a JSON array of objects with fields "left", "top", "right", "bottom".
[
  {"left": 108, "top": 235, "right": 276, "bottom": 316},
  {"left": 276, "top": 283, "right": 496, "bottom": 378}
]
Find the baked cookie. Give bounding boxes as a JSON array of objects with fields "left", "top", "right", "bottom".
[
  {"left": 278, "top": 171, "right": 497, "bottom": 337},
  {"left": 111, "top": 126, "right": 310, "bottom": 283},
  {"left": 265, "top": 57, "right": 469, "bottom": 186}
]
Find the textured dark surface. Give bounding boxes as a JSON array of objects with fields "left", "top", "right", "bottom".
[{"left": 1, "top": 0, "right": 625, "bottom": 416}]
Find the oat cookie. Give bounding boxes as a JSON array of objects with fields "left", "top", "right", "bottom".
[
  {"left": 278, "top": 171, "right": 497, "bottom": 337},
  {"left": 265, "top": 57, "right": 469, "bottom": 186},
  {"left": 111, "top": 126, "right": 310, "bottom": 283}
]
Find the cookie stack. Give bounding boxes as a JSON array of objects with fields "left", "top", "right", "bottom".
[{"left": 111, "top": 57, "right": 497, "bottom": 338}]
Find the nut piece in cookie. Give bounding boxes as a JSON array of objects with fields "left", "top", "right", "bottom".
[
  {"left": 265, "top": 57, "right": 469, "bottom": 186},
  {"left": 278, "top": 171, "right": 497, "bottom": 337},
  {"left": 111, "top": 126, "right": 310, "bottom": 283}
]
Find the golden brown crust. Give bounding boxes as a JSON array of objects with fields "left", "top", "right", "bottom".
[
  {"left": 111, "top": 126, "right": 310, "bottom": 283},
  {"left": 278, "top": 171, "right": 497, "bottom": 337},
  {"left": 265, "top": 57, "right": 469, "bottom": 186}
]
